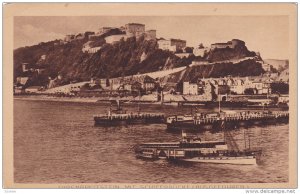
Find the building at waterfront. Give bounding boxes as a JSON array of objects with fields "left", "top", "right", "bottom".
[
  {"left": 183, "top": 82, "right": 198, "bottom": 95},
  {"left": 182, "top": 80, "right": 214, "bottom": 101},
  {"left": 229, "top": 79, "right": 246, "bottom": 95},
  {"left": 16, "top": 77, "right": 29, "bottom": 85},
  {"left": 140, "top": 75, "right": 156, "bottom": 92},
  {"left": 46, "top": 81, "right": 89, "bottom": 94},
  {"left": 14, "top": 86, "right": 24, "bottom": 94},
  {"left": 198, "top": 76, "right": 273, "bottom": 95},
  {"left": 120, "top": 75, "right": 156, "bottom": 93},
  {"left": 25, "top": 86, "right": 43, "bottom": 93},
  {"left": 278, "top": 94, "right": 289, "bottom": 104}
]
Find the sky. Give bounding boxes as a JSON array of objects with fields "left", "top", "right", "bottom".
[{"left": 14, "top": 16, "right": 289, "bottom": 59}]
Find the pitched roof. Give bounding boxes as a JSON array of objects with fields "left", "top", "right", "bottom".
[
  {"left": 126, "top": 23, "right": 145, "bottom": 26},
  {"left": 26, "top": 86, "right": 42, "bottom": 89}
]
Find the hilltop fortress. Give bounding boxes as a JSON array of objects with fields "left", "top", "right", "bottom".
[
  {"left": 211, "top": 39, "right": 245, "bottom": 50},
  {"left": 62, "top": 22, "right": 247, "bottom": 57},
  {"left": 62, "top": 23, "right": 188, "bottom": 53}
]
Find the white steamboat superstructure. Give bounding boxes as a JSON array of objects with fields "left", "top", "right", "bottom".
[{"left": 135, "top": 132, "right": 261, "bottom": 165}]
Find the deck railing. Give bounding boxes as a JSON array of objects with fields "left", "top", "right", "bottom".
[
  {"left": 192, "top": 111, "right": 288, "bottom": 125},
  {"left": 94, "top": 113, "right": 165, "bottom": 120}
]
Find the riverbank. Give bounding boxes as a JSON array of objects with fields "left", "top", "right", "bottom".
[
  {"left": 14, "top": 95, "right": 103, "bottom": 103},
  {"left": 13, "top": 95, "right": 289, "bottom": 109},
  {"left": 13, "top": 95, "right": 177, "bottom": 106}
]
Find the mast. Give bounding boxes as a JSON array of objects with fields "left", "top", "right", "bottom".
[
  {"left": 244, "top": 128, "right": 247, "bottom": 150},
  {"left": 108, "top": 101, "right": 112, "bottom": 115},
  {"left": 116, "top": 99, "right": 120, "bottom": 111},
  {"left": 218, "top": 88, "right": 221, "bottom": 114},
  {"left": 222, "top": 121, "right": 226, "bottom": 143},
  {"left": 218, "top": 96, "right": 221, "bottom": 114},
  {"left": 248, "top": 128, "right": 251, "bottom": 149},
  {"left": 160, "top": 90, "right": 164, "bottom": 106},
  {"left": 248, "top": 133, "right": 251, "bottom": 149},
  {"left": 137, "top": 89, "right": 141, "bottom": 114}
]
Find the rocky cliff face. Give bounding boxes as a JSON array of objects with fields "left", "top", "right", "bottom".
[
  {"left": 164, "top": 59, "right": 264, "bottom": 84},
  {"left": 207, "top": 43, "right": 258, "bottom": 62}
]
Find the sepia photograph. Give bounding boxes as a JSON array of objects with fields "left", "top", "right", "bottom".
[{"left": 3, "top": 2, "right": 297, "bottom": 190}]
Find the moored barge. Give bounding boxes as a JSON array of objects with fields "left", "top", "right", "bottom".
[
  {"left": 94, "top": 100, "right": 165, "bottom": 126},
  {"left": 166, "top": 110, "right": 289, "bottom": 131}
]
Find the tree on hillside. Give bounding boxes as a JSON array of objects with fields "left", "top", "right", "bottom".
[
  {"left": 218, "top": 85, "right": 230, "bottom": 95},
  {"left": 271, "top": 82, "right": 289, "bottom": 94},
  {"left": 176, "top": 49, "right": 183, "bottom": 54},
  {"left": 184, "top": 47, "right": 194, "bottom": 53},
  {"left": 244, "top": 88, "right": 255, "bottom": 95},
  {"left": 198, "top": 43, "right": 204, "bottom": 49}
]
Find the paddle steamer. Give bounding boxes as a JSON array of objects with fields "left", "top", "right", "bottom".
[{"left": 135, "top": 132, "right": 261, "bottom": 165}]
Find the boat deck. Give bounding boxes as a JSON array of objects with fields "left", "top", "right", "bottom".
[
  {"left": 167, "top": 111, "right": 289, "bottom": 130},
  {"left": 192, "top": 111, "right": 289, "bottom": 125},
  {"left": 94, "top": 113, "right": 164, "bottom": 120}
]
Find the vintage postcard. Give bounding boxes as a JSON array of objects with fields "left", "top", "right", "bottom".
[{"left": 3, "top": 3, "right": 297, "bottom": 189}]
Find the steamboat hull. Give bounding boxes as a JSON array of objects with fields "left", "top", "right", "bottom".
[
  {"left": 136, "top": 154, "right": 159, "bottom": 160},
  {"left": 135, "top": 138, "right": 261, "bottom": 165},
  {"left": 174, "top": 156, "right": 257, "bottom": 165},
  {"left": 136, "top": 149, "right": 259, "bottom": 165}
]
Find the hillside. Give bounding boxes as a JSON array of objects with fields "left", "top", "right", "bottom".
[
  {"left": 14, "top": 35, "right": 194, "bottom": 84},
  {"left": 263, "top": 59, "right": 289, "bottom": 72},
  {"left": 14, "top": 33, "right": 264, "bottom": 87},
  {"left": 207, "top": 44, "right": 258, "bottom": 62},
  {"left": 277, "top": 68, "right": 289, "bottom": 82},
  {"left": 164, "top": 59, "right": 265, "bottom": 83}
]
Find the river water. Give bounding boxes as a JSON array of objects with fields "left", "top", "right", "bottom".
[{"left": 14, "top": 98, "right": 289, "bottom": 184}]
